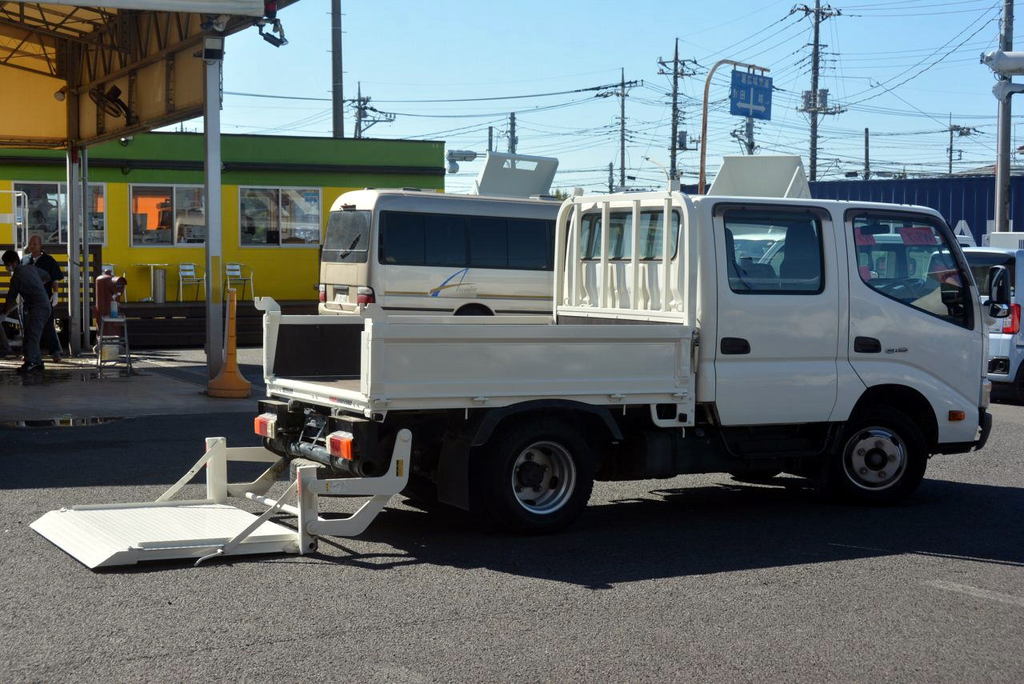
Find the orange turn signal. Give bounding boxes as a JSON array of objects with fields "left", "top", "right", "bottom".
[
  {"left": 948, "top": 410, "right": 966, "bottom": 422},
  {"left": 254, "top": 413, "right": 277, "bottom": 438},
  {"left": 327, "top": 431, "right": 354, "bottom": 460}
]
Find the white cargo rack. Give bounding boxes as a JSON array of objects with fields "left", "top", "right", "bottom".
[{"left": 31, "top": 431, "right": 411, "bottom": 569}]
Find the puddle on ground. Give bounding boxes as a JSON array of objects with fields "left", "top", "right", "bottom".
[
  {"left": 0, "top": 368, "right": 135, "bottom": 384},
  {"left": 0, "top": 416, "right": 124, "bottom": 428}
]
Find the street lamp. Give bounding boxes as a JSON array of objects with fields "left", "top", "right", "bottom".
[{"left": 643, "top": 156, "right": 680, "bottom": 191}]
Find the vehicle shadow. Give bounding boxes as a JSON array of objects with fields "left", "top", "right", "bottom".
[
  {"left": 310, "top": 477, "right": 1024, "bottom": 588},
  {"left": 0, "top": 413, "right": 263, "bottom": 489}
]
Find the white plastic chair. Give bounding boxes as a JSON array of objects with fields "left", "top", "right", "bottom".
[
  {"left": 177, "top": 263, "right": 206, "bottom": 301},
  {"left": 224, "top": 262, "right": 254, "bottom": 299}
]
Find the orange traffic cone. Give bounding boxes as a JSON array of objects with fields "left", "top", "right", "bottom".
[{"left": 208, "top": 288, "right": 252, "bottom": 398}]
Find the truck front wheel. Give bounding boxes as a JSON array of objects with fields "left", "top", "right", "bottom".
[
  {"left": 827, "top": 409, "right": 927, "bottom": 503},
  {"left": 471, "top": 419, "right": 594, "bottom": 532}
]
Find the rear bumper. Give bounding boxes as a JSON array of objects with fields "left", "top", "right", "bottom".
[{"left": 934, "top": 408, "right": 992, "bottom": 455}]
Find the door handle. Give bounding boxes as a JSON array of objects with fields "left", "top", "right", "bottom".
[
  {"left": 720, "top": 337, "right": 751, "bottom": 355},
  {"left": 854, "top": 336, "right": 882, "bottom": 353}
]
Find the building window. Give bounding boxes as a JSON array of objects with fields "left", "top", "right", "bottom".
[
  {"left": 13, "top": 182, "right": 105, "bottom": 245},
  {"left": 240, "top": 187, "right": 320, "bottom": 246},
  {"left": 174, "top": 187, "right": 206, "bottom": 244},
  {"left": 130, "top": 184, "right": 204, "bottom": 246}
]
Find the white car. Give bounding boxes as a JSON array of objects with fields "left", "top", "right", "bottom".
[{"left": 963, "top": 246, "right": 1022, "bottom": 399}]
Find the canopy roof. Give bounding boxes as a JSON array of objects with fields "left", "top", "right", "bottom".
[{"left": 0, "top": 1, "right": 294, "bottom": 148}]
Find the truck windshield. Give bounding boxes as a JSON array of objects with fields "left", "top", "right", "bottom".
[
  {"left": 964, "top": 251, "right": 1014, "bottom": 292},
  {"left": 323, "top": 210, "right": 371, "bottom": 263}
]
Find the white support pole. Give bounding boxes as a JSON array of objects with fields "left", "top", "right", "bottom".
[
  {"left": 79, "top": 148, "right": 90, "bottom": 352},
  {"left": 204, "top": 436, "right": 228, "bottom": 504},
  {"left": 65, "top": 148, "right": 83, "bottom": 355},
  {"left": 203, "top": 37, "right": 225, "bottom": 378}
]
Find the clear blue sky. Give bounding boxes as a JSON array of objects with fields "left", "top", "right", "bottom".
[{"left": 206, "top": 0, "right": 1016, "bottom": 192}]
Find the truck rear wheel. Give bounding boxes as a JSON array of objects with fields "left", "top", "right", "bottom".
[
  {"left": 827, "top": 409, "right": 927, "bottom": 503},
  {"left": 471, "top": 419, "right": 594, "bottom": 532}
]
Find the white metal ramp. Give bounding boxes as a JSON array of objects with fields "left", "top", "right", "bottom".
[
  {"left": 31, "top": 503, "right": 299, "bottom": 569},
  {"left": 30, "top": 431, "right": 411, "bottom": 570}
]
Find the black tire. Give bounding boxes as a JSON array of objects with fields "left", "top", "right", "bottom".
[
  {"left": 470, "top": 418, "right": 594, "bottom": 533},
  {"left": 454, "top": 304, "right": 493, "bottom": 316},
  {"left": 402, "top": 473, "right": 439, "bottom": 507},
  {"left": 826, "top": 409, "right": 928, "bottom": 503}
]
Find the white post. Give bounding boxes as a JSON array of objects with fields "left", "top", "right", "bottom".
[
  {"left": 79, "top": 148, "right": 90, "bottom": 352},
  {"left": 203, "top": 36, "right": 225, "bottom": 378},
  {"left": 65, "top": 148, "right": 83, "bottom": 355},
  {"left": 204, "top": 436, "right": 228, "bottom": 504},
  {"left": 297, "top": 465, "right": 318, "bottom": 554}
]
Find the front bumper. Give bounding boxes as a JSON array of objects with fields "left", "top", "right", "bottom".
[{"left": 934, "top": 408, "right": 992, "bottom": 455}]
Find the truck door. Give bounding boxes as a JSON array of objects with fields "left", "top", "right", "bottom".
[
  {"left": 713, "top": 204, "right": 840, "bottom": 425},
  {"left": 845, "top": 211, "right": 984, "bottom": 438}
]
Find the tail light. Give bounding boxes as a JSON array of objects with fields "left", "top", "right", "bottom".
[
  {"left": 327, "top": 431, "right": 354, "bottom": 460},
  {"left": 318, "top": 284, "right": 326, "bottom": 303},
  {"left": 356, "top": 286, "right": 375, "bottom": 305},
  {"left": 254, "top": 412, "right": 277, "bottom": 438},
  {"left": 1003, "top": 303, "right": 1021, "bottom": 334}
]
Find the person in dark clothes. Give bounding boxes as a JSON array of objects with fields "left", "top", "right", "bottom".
[
  {"left": 2, "top": 249, "right": 51, "bottom": 374},
  {"left": 22, "top": 235, "right": 63, "bottom": 362}
]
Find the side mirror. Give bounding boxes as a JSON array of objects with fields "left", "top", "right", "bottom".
[{"left": 988, "top": 265, "right": 1011, "bottom": 318}]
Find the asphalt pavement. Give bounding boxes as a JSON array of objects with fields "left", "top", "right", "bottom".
[{"left": 1, "top": 396, "right": 1022, "bottom": 682}]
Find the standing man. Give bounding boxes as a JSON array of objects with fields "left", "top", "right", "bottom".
[
  {"left": 22, "top": 234, "right": 63, "bottom": 362},
  {"left": 2, "top": 250, "right": 51, "bottom": 374}
]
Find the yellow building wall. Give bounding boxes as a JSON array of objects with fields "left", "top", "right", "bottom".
[
  {"left": 0, "top": 180, "right": 368, "bottom": 302},
  {"left": 96, "top": 184, "right": 359, "bottom": 302},
  {"left": 0, "top": 180, "right": 16, "bottom": 244}
]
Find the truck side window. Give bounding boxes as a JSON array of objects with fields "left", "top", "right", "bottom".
[
  {"left": 723, "top": 209, "right": 824, "bottom": 294},
  {"left": 850, "top": 214, "right": 972, "bottom": 328}
]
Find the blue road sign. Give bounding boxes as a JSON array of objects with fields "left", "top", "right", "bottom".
[{"left": 730, "top": 70, "right": 772, "bottom": 121}]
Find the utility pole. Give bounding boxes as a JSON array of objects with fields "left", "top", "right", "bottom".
[
  {"left": 948, "top": 118, "right": 979, "bottom": 175},
  {"left": 331, "top": 0, "right": 343, "bottom": 138},
  {"left": 507, "top": 112, "right": 517, "bottom": 154},
  {"left": 487, "top": 126, "right": 493, "bottom": 152},
  {"left": 354, "top": 82, "right": 363, "bottom": 138},
  {"left": 352, "top": 83, "right": 394, "bottom": 139},
  {"left": 619, "top": 68, "right": 626, "bottom": 188},
  {"left": 608, "top": 162, "right": 614, "bottom": 193},
  {"left": 794, "top": 1, "right": 843, "bottom": 181},
  {"left": 731, "top": 118, "right": 756, "bottom": 154},
  {"left": 863, "top": 128, "right": 870, "bottom": 180},
  {"left": 996, "top": 0, "right": 1014, "bottom": 232},
  {"left": 658, "top": 39, "right": 698, "bottom": 179}
]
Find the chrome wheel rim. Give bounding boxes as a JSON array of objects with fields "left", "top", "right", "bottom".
[
  {"left": 510, "top": 440, "right": 576, "bottom": 515},
  {"left": 843, "top": 426, "right": 908, "bottom": 491}
]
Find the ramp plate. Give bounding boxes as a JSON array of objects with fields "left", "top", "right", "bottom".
[{"left": 31, "top": 503, "right": 299, "bottom": 569}]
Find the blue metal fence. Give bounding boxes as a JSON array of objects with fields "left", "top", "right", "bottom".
[{"left": 810, "top": 176, "right": 1024, "bottom": 245}]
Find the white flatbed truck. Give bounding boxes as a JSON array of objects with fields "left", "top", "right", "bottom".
[{"left": 32, "top": 158, "right": 1006, "bottom": 568}]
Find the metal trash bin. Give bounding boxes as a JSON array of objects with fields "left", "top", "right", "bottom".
[{"left": 153, "top": 267, "right": 166, "bottom": 303}]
